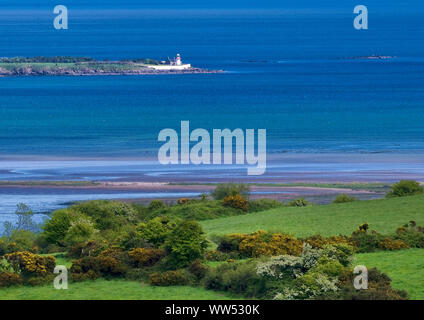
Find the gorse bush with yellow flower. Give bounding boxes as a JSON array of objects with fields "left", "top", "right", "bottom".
[{"left": 4, "top": 251, "right": 55, "bottom": 277}]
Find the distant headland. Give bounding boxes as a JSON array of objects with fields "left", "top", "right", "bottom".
[{"left": 0, "top": 54, "right": 223, "bottom": 77}]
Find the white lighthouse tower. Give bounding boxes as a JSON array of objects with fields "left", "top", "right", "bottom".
[
  {"left": 150, "top": 53, "right": 191, "bottom": 70},
  {"left": 175, "top": 53, "right": 182, "bottom": 66}
]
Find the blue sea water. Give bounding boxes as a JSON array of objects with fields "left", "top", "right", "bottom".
[
  {"left": 0, "top": 1, "right": 424, "bottom": 223},
  {"left": 0, "top": 4, "right": 423, "bottom": 156}
]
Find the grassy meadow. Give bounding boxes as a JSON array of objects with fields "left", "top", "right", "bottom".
[
  {"left": 202, "top": 195, "right": 424, "bottom": 238},
  {"left": 0, "top": 279, "right": 236, "bottom": 300},
  {"left": 1, "top": 189, "right": 424, "bottom": 300},
  {"left": 355, "top": 249, "right": 424, "bottom": 300}
]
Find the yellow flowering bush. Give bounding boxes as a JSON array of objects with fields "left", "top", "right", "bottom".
[
  {"left": 128, "top": 248, "right": 165, "bottom": 267},
  {"left": 304, "top": 235, "right": 350, "bottom": 249},
  {"left": 378, "top": 238, "right": 409, "bottom": 251},
  {"left": 223, "top": 194, "right": 249, "bottom": 211},
  {"left": 4, "top": 251, "right": 55, "bottom": 277}
]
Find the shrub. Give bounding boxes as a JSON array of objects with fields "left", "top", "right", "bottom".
[
  {"left": 0, "top": 271, "right": 22, "bottom": 287},
  {"left": 164, "top": 220, "right": 208, "bottom": 269},
  {"left": 330, "top": 268, "right": 408, "bottom": 300},
  {"left": 349, "top": 225, "right": 384, "bottom": 253},
  {"left": 149, "top": 270, "right": 190, "bottom": 286},
  {"left": 333, "top": 194, "right": 357, "bottom": 204},
  {"left": 0, "top": 230, "right": 38, "bottom": 254},
  {"left": 321, "top": 244, "right": 354, "bottom": 267},
  {"left": 63, "top": 214, "right": 98, "bottom": 246},
  {"left": 148, "top": 200, "right": 167, "bottom": 211},
  {"left": 133, "top": 216, "right": 180, "bottom": 247},
  {"left": 98, "top": 247, "right": 129, "bottom": 265},
  {"left": 222, "top": 231, "right": 303, "bottom": 258},
  {"left": 287, "top": 198, "right": 309, "bottom": 207},
  {"left": 211, "top": 183, "right": 250, "bottom": 200},
  {"left": 217, "top": 235, "right": 244, "bottom": 253},
  {"left": 378, "top": 238, "right": 409, "bottom": 251},
  {"left": 248, "top": 199, "right": 282, "bottom": 212},
  {"left": 42, "top": 209, "right": 72, "bottom": 245},
  {"left": 386, "top": 180, "right": 424, "bottom": 198},
  {"left": 188, "top": 259, "right": 209, "bottom": 280},
  {"left": 73, "top": 200, "right": 139, "bottom": 231},
  {"left": 128, "top": 248, "right": 165, "bottom": 267},
  {"left": 309, "top": 256, "right": 344, "bottom": 278},
  {"left": 393, "top": 221, "right": 424, "bottom": 248},
  {"left": 223, "top": 194, "right": 249, "bottom": 211},
  {"left": 70, "top": 256, "right": 126, "bottom": 281},
  {"left": 204, "top": 250, "right": 240, "bottom": 262},
  {"left": 4, "top": 251, "right": 55, "bottom": 278},
  {"left": 303, "top": 235, "right": 350, "bottom": 249},
  {"left": 165, "top": 200, "right": 243, "bottom": 221},
  {"left": 68, "top": 240, "right": 109, "bottom": 259},
  {"left": 205, "top": 261, "right": 266, "bottom": 298}
]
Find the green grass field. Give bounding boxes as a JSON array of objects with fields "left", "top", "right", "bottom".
[
  {"left": 0, "top": 279, "right": 236, "bottom": 300},
  {"left": 202, "top": 195, "right": 424, "bottom": 238},
  {"left": 355, "top": 249, "right": 424, "bottom": 300},
  {"left": 2, "top": 195, "right": 424, "bottom": 300}
]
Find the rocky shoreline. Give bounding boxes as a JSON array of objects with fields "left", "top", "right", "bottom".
[
  {"left": 0, "top": 56, "right": 224, "bottom": 76},
  {"left": 0, "top": 66, "right": 223, "bottom": 77}
]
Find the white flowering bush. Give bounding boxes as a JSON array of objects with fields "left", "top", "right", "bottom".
[{"left": 256, "top": 243, "right": 352, "bottom": 300}]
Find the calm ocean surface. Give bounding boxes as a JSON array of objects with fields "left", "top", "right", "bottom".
[{"left": 0, "top": 2, "right": 424, "bottom": 224}]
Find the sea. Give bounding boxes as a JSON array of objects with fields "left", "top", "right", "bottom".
[{"left": 0, "top": 0, "right": 424, "bottom": 228}]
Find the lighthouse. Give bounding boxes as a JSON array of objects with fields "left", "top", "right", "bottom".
[
  {"left": 175, "top": 53, "right": 182, "bottom": 66},
  {"left": 150, "top": 53, "right": 191, "bottom": 70}
]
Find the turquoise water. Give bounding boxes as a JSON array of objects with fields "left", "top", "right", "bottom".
[
  {"left": 0, "top": 6, "right": 424, "bottom": 156},
  {"left": 1, "top": 2, "right": 424, "bottom": 224}
]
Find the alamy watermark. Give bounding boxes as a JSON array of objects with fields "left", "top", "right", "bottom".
[
  {"left": 53, "top": 265, "right": 68, "bottom": 290},
  {"left": 353, "top": 265, "right": 368, "bottom": 290},
  {"left": 354, "top": 5, "right": 368, "bottom": 30},
  {"left": 54, "top": 5, "right": 68, "bottom": 30},
  {"left": 158, "top": 121, "right": 267, "bottom": 175}
]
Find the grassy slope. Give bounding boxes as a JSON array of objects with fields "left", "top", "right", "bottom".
[
  {"left": 355, "top": 249, "right": 424, "bottom": 300},
  {"left": 201, "top": 195, "right": 424, "bottom": 238},
  {"left": 0, "top": 279, "right": 235, "bottom": 300}
]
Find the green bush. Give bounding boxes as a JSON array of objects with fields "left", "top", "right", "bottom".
[
  {"left": 328, "top": 268, "right": 408, "bottom": 300},
  {"left": 136, "top": 216, "right": 180, "bottom": 247},
  {"left": 393, "top": 221, "right": 424, "bottom": 248},
  {"left": 63, "top": 214, "right": 98, "bottom": 246},
  {"left": 164, "top": 220, "right": 208, "bottom": 269},
  {"left": 68, "top": 239, "right": 109, "bottom": 259},
  {"left": 204, "top": 250, "right": 240, "bottom": 262},
  {"left": 349, "top": 228, "right": 384, "bottom": 253},
  {"left": 333, "top": 194, "right": 357, "bottom": 204},
  {"left": 165, "top": 200, "right": 243, "bottom": 221},
  {"left": 149, "top": 270, "right": 190, "bottom": 286},
  {"left": 188, "top": 259, "right": 209, "bottom": 280},
  {"left": 217, "top": 235, "right": 243, "bottom": 253},
  {"left": 287, "top": 198, "right": 309, "bottom": 207},
  {"left": 0, "top": 230, "right": 38, "bottom": 254},
  {"left": 248, "top": 199, "right": 283, "bottom": 212},
  {"left": 386, "top": 180, "right": 424, "bottom": 198},
  {"left": 205, "top": 261, "right": 266, "bottom": 298},
  {"left": 148, "top": 200, "right": 167, "bottom": 211},
  {"left": 211, "top": 183, "right": 250, "bottom": 200},
  {"left": 69, "top": 200, "right": 138, "bottom": 231},
  {"left": 321, "top": 244, "right": 354, "bottom": 267},
  {"left": 42, "top": 209, "right": 72, "bottom": 245}
]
